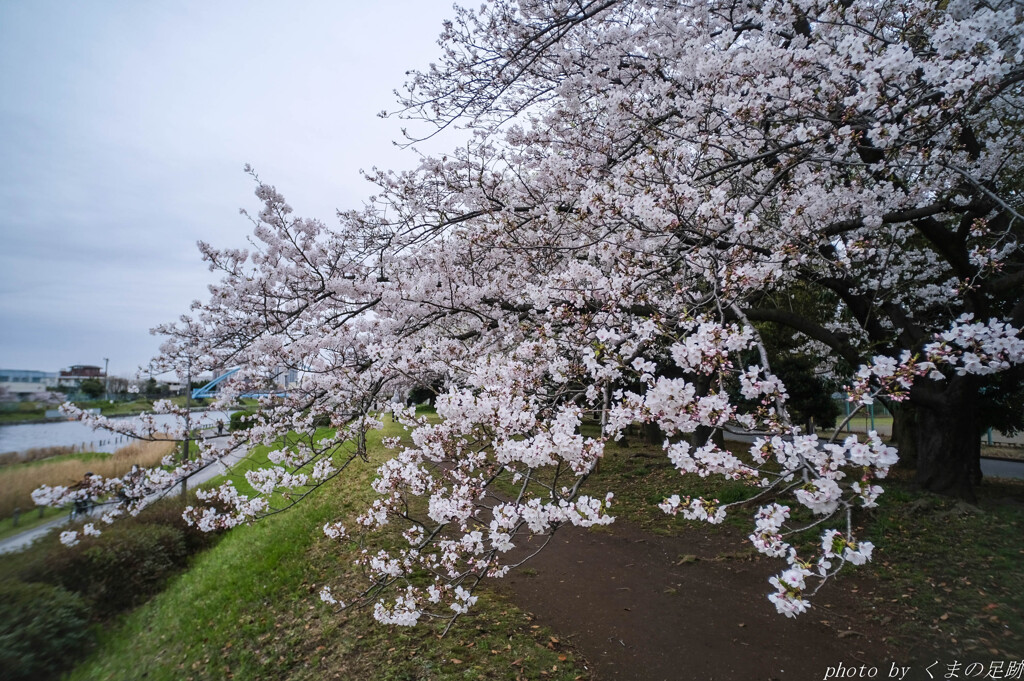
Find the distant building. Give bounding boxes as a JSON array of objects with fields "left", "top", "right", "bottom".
[
  {"left": 0, "top": 369, "right": 59, "bottom": 399},
  {"left": 276, "top": 368, "right": 301, "bottom": 389},
  {"left": 58, "top": 365, "right": 106, "bottom": 389}
]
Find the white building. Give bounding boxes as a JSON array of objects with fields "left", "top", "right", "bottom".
[{"left": 0, "top": 369, "right": 59, "bottom": 400}]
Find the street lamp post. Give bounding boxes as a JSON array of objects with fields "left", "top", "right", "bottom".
[{"left": 182, "top": 359, "right": 191, "bottom": 497}]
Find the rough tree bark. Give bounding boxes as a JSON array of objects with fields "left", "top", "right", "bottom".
[
  {"left": 887, "top": 401, "right": 918, "bottom": 470},
  {"left": 911, "top": 377, "right": 983, "bottom": 501}
]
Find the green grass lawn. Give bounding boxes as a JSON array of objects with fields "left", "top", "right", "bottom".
[
  {"left": 67, "top": 419, "right": 588, "bottom": 681},
  {"left": 861, "top": 470, "right": 1024, "bottom": 660}
]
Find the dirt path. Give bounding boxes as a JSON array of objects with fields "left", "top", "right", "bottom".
[{"left": 499, "top": 523, "right": 892, "bottom": 681}]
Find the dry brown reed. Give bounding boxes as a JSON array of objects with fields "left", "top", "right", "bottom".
[
  {"left": 0, "top": 445, "right": 83, "bottom": 468},
  {"left": 0, "top": 438, "right": 176, "bottom": 519}
]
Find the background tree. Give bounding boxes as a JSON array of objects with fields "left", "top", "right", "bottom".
[
  {"left": 78, "top": 379, "right": 105, "bottom": 400},
  {"left": 105, "top": 376, "right": 132, "bottom": 396}
]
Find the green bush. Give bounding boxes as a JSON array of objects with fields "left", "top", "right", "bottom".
[
  {"left": 133, "top": 496, "right": 223, "bottom": 555},
  {"left": 229, "top": 409, "right": 256, "bottom": 431},
  {"left": 40, "top": 523, "right": 188, "bottom": 616},
  {"left": 6, "top": 498, "right": 224, "bottom": 619},
  {"left": 0, "top": 497, "right": 227, "bottom": 679},
  {"left": 311, "top": 412, "right": 333, "bottom": 428},
  {"left": 78, "top": 379, "right": 105, "bottom": 399},
  {"left": 0, "top": 580, "right": 91, "bottom": 681}
]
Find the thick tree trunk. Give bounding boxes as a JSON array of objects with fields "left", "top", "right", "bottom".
[
  {"left": 912, "top": 378, "right": 982, "bottom": 501},
  {"left": 644, "top": 421, "right": 664, "bottom": 445},
  {"left": 687, "top": 374, "right": 720, "bottom": 448},
  {"left": 888, "top": 402, "right": 918, "bottom": 469},
  {"left": 690, "top": 424, "right": 725, "bottom": 449}
]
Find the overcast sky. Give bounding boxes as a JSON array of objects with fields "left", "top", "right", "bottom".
[{"left": 0, "top": 0, "right": 457, "bottom": 378}]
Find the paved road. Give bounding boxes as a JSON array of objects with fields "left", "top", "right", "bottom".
[
  {"left": 722, "top": 427, "right": 1024, "bottom": 483},
  {"left": 980, "top": 456, "right": 1024, "bottom": 480},
  {"left": 0, "top": 436, "right": 248, "bottom": 555},
  {"left": 0, "top": 514, "right": 69, "bottom": 554}
]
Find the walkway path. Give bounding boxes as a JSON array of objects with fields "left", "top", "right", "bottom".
[
  {"left": 0, "top": 436, "right": 247, "bottom": 555},
  {"left": 502, "top": 522, "right": 891, "bottom": 680},
  {"left": 496, "top": 440, "right": 1024, "bottom": 680}
]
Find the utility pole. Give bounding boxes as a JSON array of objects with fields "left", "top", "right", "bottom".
[
  {"left": 103, "top": 357, "right": 109, "bottom": 399},
  {"left": 181, "top": 358, "right": 192, "bottom": 498}
]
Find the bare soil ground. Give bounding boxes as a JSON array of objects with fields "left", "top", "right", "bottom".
[{"left": 498, "top": 522, "right": 893, "bottom": 681}]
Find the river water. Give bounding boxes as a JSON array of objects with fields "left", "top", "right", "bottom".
[{"left": 0, "top": 410, "right": 234, "bottom": 455}]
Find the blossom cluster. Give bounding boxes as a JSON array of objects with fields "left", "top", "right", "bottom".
[{"left": 848, "top": 316, "right": 1024, "bottom": 406}]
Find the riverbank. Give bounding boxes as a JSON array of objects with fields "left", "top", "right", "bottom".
[
  {"left": 0, "top": 396, "right": 215, "bottom": 426},
  {"left": 0, "top": 439, "right": 177, "bottom": 521},
  {"left": 0, "top": 407, "right": 235, "bottom": 460}
]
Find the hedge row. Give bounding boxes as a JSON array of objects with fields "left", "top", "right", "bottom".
[{"left": 0, "top": 496, "right": 224, "bottom": 680}]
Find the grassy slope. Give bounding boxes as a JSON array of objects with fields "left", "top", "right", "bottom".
[{"left": 69, "top": 420, "right": 588, "bottom": 681}]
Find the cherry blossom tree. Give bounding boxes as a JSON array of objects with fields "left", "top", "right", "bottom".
[
  {"left": 36, "top": 0, "right": 1024, "bottom": 624},
  {"left": 395, "top": 0, "right": 1024, "bottom": 498}
]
